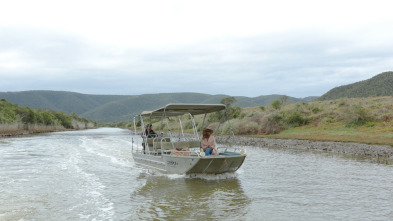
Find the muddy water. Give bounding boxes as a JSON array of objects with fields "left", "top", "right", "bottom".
[{"left": 0, "top": 128, "right": 392, "bottom": 220}]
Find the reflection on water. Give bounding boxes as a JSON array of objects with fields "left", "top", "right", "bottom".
[{"left": 131, "top": 174, "right": 250, "bottom": 220}]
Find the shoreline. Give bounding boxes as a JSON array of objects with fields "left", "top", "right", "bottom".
[
  {"left": 0, "top": 128, "right": 96, "bottom": 138},
  {"left": 3, "top": 128, "right": 393, "bottom": 163},
  {"left": 0, "top": 130, "right": 67, "bottom": 138},
  {"left": 216, "top": 135, "right": 393, "bottom": 162}
]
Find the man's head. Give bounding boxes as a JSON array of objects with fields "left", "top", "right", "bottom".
[
  {"left": 203, "top": 128, "right": 213, "bottom": 137},
  {"left": 146, "top": 124, "right": 152, "bottom": 130}
]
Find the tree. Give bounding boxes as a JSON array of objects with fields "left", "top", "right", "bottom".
[
  {"left": 220, "top": 97, "right": 237, "bottom": 107},
  {"left": 221, "top": 97, "right": 241, "bottom": 119},
  {"left": 280, "top": 95, "right": 289, "bottom": 104},
  {"left": 207, "top": 97, "right": 241, "bottom": 122},
  {"left": 271, "top": 99, "right": 282, "bottom": 110}
]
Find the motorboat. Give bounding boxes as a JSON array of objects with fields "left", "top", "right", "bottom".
[{"left": 131, "top": 103, "right": 246, "bottom": 174}]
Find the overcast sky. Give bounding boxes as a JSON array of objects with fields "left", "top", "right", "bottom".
[{"left": 1, "top": 0, "right": 392, "bottom": 98}]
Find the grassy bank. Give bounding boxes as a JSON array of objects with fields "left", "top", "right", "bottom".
[
  {"left": 124, "top": 96, "right": 393, "bottom": 146},
  {"left": 0, "top": 99, "right": 96, "bottom": 137},
  {"left": 240, "top": 96, "right": 393, "bottom": 146},
  {"left": 257, "top": 123, "right": 393, "bottom": 146}
]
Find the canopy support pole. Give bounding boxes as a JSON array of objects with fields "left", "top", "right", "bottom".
[
  {"left": 133, "top": 116, "right": 137, "bottom": 135},
  {"left": 189, "top": 113, "right": 199, "bottom": 140},
  {"left": 178, "top": 116, "right": 184, "bottom": 138}
]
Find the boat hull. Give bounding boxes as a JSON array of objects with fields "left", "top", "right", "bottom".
[{"left": 132, "top": 152, "right": 246, "bottom": 174}]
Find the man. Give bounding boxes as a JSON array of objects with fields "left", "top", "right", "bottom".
[
  {"left": 142, "top": 124, "right": 157, "bottom": 153},
  {"left": 143, "top": 124, "right": 157, "bottom": 138}
]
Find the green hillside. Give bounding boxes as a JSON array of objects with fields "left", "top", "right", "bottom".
[
  {"left": 0, "top": 90, "right": 316, "bottom": 122},
  {"left": 318, "top": 71, "right": 393, "bottom": 100}
]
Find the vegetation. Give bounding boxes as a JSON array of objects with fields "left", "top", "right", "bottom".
[
  {"left": 123, "top": 96, "right": 393, "bottom": 146},
  {"left": 318, "top": 71, "right": 393, "bottom": 100},
  {"left": 241, "top": 96, "right": 393, "bottom": 145},
  {"left": 206, "top": 97, "right": 242, "bottom": 122},
  {"left": 0, "top": 99, "right": 96, "bottom": 136}
]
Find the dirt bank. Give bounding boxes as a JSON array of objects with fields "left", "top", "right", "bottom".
[{"left": 216, "top": 136, "right": 393, "bottom": 160}]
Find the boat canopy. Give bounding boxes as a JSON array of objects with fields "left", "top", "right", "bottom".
[{"left": 140, "top": 103, "right": 226, "bottom": 117}]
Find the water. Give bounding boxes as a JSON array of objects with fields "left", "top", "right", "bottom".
[{"left": 0, "top": 128, "right": 392, "bottom": 221}]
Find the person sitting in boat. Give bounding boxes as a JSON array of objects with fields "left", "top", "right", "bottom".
[
  {"left": 201, "top": 128, "right": 217, "bottom": 156},
  {"left": 143, "top": 123, "right": 157, "bottom": 138}
]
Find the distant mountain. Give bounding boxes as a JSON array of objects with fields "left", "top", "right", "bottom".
[
  {"left": 0, "top": 90, "right": 317, "bottom": 122},
  {"left": 318, "top": 71, "right": 393, "bottom": 101}
]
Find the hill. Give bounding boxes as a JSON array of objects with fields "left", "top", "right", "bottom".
[
  {"left": 0, "top": 91, "right": 317, "bottom": 122},
  {"left": 318, "top": 71, "right": 393, "bottom": 100}
]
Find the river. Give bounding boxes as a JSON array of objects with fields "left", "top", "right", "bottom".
[{"left": 0, "top": 128, "right": 392, "bottom": 220}]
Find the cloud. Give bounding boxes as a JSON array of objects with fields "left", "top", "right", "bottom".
[{"left": 1, "top": 25, "right": 393, "bottom": 97}]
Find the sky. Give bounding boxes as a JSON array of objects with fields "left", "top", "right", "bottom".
[{"left": 0, "top": 0, "right": 393, "bottom": 98}]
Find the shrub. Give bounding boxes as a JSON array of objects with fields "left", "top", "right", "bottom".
[
  {"left": 284, "top": 111, "right": 309, "bottom": 127},
  {"left": 235, "top": 121, "right": 259, "bottom": 135},
  {"left": 41, "top": 111, "right": 56, "bottom": 125},
  {"left": 220, "top": 119, "right": 240, "bottom": 135},
  {"left": 24, "top": 108, "right": 37, "bottom": 124},
  {"left": 338, "top": 98, "right": 346, "bottom": 107},
  {"left": 53, "top": 112, "right": 73, "bottom": 128},
  {"left": 250, "top": 113, "right": 265, "bottom": 125},
  {"left": 344, "top": 105, "right": 371, "bottom": 127},
  {"left": 260, "top": 113, "right": 285, "bottom": 134},
  {"left": 0, "top": 108, "right": 17, "bottom": 123},
  {"left": 365, "top": 122, "right": 376, "bottom": 127},
  {"left": 228, "top": 106, "right": 242, "bottom": 119},
  {"left": 312, "top": 107, "right": 321, "bottom": 113},
  {"left": 271, "top": 99, "right": 282, "bottom": 110}
]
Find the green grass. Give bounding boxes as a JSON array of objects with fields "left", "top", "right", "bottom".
[{"left": 254, "top": 122, "right": 393, "bottom": 146}]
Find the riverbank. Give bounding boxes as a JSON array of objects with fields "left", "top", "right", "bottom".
[
  {"left": 216, "top": 135, "right": 393, "bottom": 163},
  {"left": 258, "top": 122, "right": 393, "bottom": 146},
  {"left": 0, "top": 127, "right": 96, "bottom": 138},
  {"left": 170, "top": 131, "right": 393, "bottom": 162}
]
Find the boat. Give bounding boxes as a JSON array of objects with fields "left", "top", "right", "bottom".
[{"left": 131, "top": 103, "right": 246, "bottom": 174}]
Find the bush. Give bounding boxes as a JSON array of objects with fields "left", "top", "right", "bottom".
[
  {"left": 338, "top": 98, "right": 346, "bottom": 107},
  {"left": 365, "top": 122, "right": 376, "bottom": 127},
  {"left": 41, "top": 111, "right": 56, "bottom": 125},
  {"left": 260, "top": 113, "right": 285, "bottom": 134},
  {"left": 250, "top": 113, "right": 265, "bottom": 125},
  {"left": 271, "top": 99, "right": 282, "bottom": 110},
  {"left": 0, "top": 108, "right": 17, "bottom": 123},
  {"left": 235, "top": 121, "right": 259, "bottom": 135},
  {"left": 284, "top": 111, "right": 309, "bottom": 127},
  {"left": 312, "top": 107, "right": 321, "bottom": 113},
  {"left": 228, "top": 106, "right": 242, "bottom": 119},
  {"left": 53, "top": 112, "right": 73, "bottom": 128},
  {"left": 344, "top": 105, "right": 371, "bottom": 127},
  {"left": 220, "top": 119, "right": 239, "bottom": 135}
]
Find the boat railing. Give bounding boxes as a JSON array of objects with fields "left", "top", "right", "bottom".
[
  {"left": 133, "top": 135, "right": 244, "bottom": 156},
  {"left": 133, "top": 136, "right": 200, "bottom": 155},
  {"left": 162, "top": 148, "right": 202, "bottom": 157},
  {"left": 152, "top": 137, "right": 201, "bottom": 151},
  {"left": 217, "top": 146, "right": 244, "bottom": 154}
]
